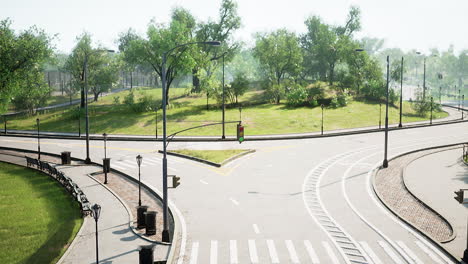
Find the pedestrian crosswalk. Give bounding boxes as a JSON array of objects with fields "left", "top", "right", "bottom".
[
  {"left": 110, "top": 156, "right": 180, "bottom": 171},
  {"left": 181, "top": 239, "right": 449, "bottom": 264}
]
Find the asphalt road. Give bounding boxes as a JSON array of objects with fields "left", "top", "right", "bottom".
[{"left": 1, "top": 121, "right": 467, "bottom": 264}]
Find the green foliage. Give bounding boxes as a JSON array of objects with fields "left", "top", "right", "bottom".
[
  {"left": 337, "top": 94, "right": 348, "bottom": 106},
  {"left": 286, "top": 85, "right": 308, "bottom": 107},
  {"left": 229, "top": 73, "right": 249, "bottom": 104},
  {"left": 123, "top": 91, "right": 135, "bottom": 105},
  {"left": 123, "top": 90, "right": 154, "bottom": 113},
  {"left": 113, "top": 95, "right": 121, "bottom": 104},
  {"left": 11, "top": 71, "right": 51, "bottom": 113}
]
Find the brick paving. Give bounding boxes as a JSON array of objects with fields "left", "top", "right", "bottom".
[{"left": 374, "top": 147, "right": 456, "bottom": 242}]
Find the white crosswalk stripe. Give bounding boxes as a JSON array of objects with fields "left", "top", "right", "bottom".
[
  {"left": 229, "top": 240, "right": 238, "bottom": 264},
  {"left": 266, "top": 240, "right": 280, "bottom": 263},
  {"left": 210, "top": 240, "right": 217, "bottom": 264},
  {"left": 113, "top": 161, "right": 135, "bottom": 169},
  {"left": 304, "top": 240, "right": 320, "bottom": 264},
  {"left": 378, "top": 241, "right": 404, "bottom": 264},
  {"left": 189, "top": 242, "right": 199, "bottom": 264},
  {"left": 415, "top": 241, "right": 445, "bottom": 264},
  {"left": 397, "top": 241, "right": 424, "bottom": 264},
  {"left": 322, "top": 241, "right": 340, "bottom": 264},
  {"left": 248, "top": 240, "right": 259, "bottom": 263},
  {"left": 359, "top": 241, "right": 383, "bottom": 264},
  {"left": 111, "top": 163, "right": 127, "bottom": 170},
  {"left": 285, "top": 240, "right": 300, "bottom": 263}
]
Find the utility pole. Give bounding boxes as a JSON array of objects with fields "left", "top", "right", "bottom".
[{"left": 398, "top": 57, "right": 404, "bottom": 127}]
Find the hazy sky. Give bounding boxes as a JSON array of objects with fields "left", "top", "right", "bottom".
[{"left": 2, "top": 0, "right": 468, "bottom": 54}]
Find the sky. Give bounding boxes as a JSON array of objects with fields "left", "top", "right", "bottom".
[{"left": 2, "top": 0, "right": 468, "bottom": 55}]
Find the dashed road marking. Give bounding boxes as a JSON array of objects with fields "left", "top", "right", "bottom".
[
  {"left": 253, "top": 224, "right": 260, "bottom": 234},
  {"left": 210, "top": 240, "right": 218, "bottom": 264},
  {"left": 378, "top": 241, "right": 403, "bottom": 264},
  {"left": 266, "top": 240, "right": 280, "bottom": 263},
  {"left": 229, "top": 198, "right": 239, "bottom": 206},
  {"left": 322, "top": 241, "right": 340, "bottom": 264},
  {"left": 229, "top": 240, "right": 238, "bottom": 264},
  {"left": 200, "top": 179, "right": 209, "bottom": 185},
  {"left": 248, "top": 240, "right": 259, "bottom": 263},
  {"left": 359, "top": 241, "right": 383, "bottom": 264},
  {"left": 304, "top": 240, "right": 320, "bottom": 264},
  {"left": 286, "top": 240, "right": 300, "bottom": 263},
  {"left": 189, "top": 242, "right": 199, "bottom": 264}
]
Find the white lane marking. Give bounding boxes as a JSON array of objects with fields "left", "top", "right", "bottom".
[
  {"left": 266, "top": 240, "right": 280, "bottom": 263},
  {"left": 285, "top": 240, "right": 300, "bottom": 263},
  {"left": 322, "top": 242, "right": 340, "bottom": 264},
  {"left": 200, "top": 179, "right": 209, "bottom": 185},
  {"left": 252, "top": 224, "right": 260, "bottom": 234},
  {"left": 111, "top": 164, "right": 127, "bottom": 170},
  {"left": 229, "top": 240, "right": 238, "bottom": 264},
  {"left": 359, "top": 241, "right": 383, "bottom": 264},
  {"left": 378, "top": 241, "right": 403, "bottom": 264},
  {"left": 113, "top": 161, "right": 135, "bottom": 168},
  {"left": 304, "top": 240, "right": 320, "bottom": 264},
  {"left": 230, "top": 198, "right": 239, "bottom": 206},
  {"left": 189, "top": 242, "right": 199, "bottom": 264},
  {"left": 248, "top": 240, "right": 259, "bottom": 263},
  {"left": 144, "top": 159, "right": 161, "bottom": 165},
  {"left": 168, "top": 166, "right": 178, "bottom": 171},
  {"left": 121, "top": 159, "right": 145, "bottom": 167},
  {"left": 210, "top": 240, "right": 218, "bottom": 264},
  {"left": 397, "top": 241, "right": 424, "bottom": 264},
  {"left": 415, "top": 241, "right": 444, "bottom": 264}
]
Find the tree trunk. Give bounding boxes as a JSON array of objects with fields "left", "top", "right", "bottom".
[
  {"left": 130, "top": 72, "right": 133, "bottom": 90},
  {"left": 80, "top": 88, "right": 85, "bottom": 108},
  {"left": 192, "top": 68, "right": 200, "bottom": 93},
  {"left": 94, "top": 92, "right": 99, "bottom": 102}
]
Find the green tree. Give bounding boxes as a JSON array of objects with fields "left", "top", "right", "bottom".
[
  {"left": 88, "top": 55, "right": 119, "bottom": 101},
  {"left": 229, "top": 73, "right": 249, "bottom": 104},
  {"left": 0, "top": 19, "right": 53, "bottom": 113},
  {"left": 253, "top": 29, "right": 302, "bottom": 103}
]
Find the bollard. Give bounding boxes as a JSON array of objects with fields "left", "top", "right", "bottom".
[
  {"left": 61, "top": 151, "right": 71, "bottom": 165},
  {"left": 145, "top": 211, "right": 157, "bottom": 235},
  {"left": 103, "top": 158, "right": 111, "bottom": 173},
  {"left": 137, "top": 206, "right": 148, "bottom": 229},
  {"left": 139, "top": 245, "right": 154, "bottom": 264}
]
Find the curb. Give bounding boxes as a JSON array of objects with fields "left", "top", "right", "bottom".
[
  {"left": 371, "top": 143, "right": 467, "bottom": 263},
  {"left": 159, "top": 149, "right": 256, "bottom": 168}
]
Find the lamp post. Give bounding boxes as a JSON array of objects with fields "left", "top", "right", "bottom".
[
  {"left": 239, "top": 106, "right": 242, "bottom": 122},
  {"left": 459, "top": 89, "right": 461, "bottom": 111},
  {"left": 136, "top": 155, "right": 142, "bottom": 206},
  {"left": 155, "top": 107, "right": 158, "bottom": 139},
  {"left": 321, "top": 104, "right": 324, "bottom": 135},
  {"left": 430, "top": 96, "right": 433, "bottom": 125},
  {"left": 91, "top": 204, "right": 101, "bottom": 264},
  {"left": 78, "top": 108, "right": 81, "bottom": 137},
  {"left": 439, "top": 86, "right": 442, "bottom": 104},
  {"left": 416, "top": 52, "right": 437, "bottom": 101},
  {"left": 4, "top": 115, "right": 6, "bottom": 134},
  {"left": 102, "top": 133, "right": 109, "bottom": 184},
  {"left": 383, "top": 55, "right": 390, "bottom": 168},
  {"left": 463, "top": 94, "right": 465, "bottom": 120},
  {"left": 398, "top": 57, "right": 404, "bottom": 127},
  {"left": 379, "top": 103, "right": 382, "bottom": 129},
  {"left": 161, "top": 41, "right": 220, "bottom": 242},
  {"left": 84, "top": 49, "right": 114, "bottom": 164},
  {"left": 36, "top": 118, "right": 41, "bottom": 160},
  {"left": 210, "top": 52, "right": 227, "bottom": 139}
]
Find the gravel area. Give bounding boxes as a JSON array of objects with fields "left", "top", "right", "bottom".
[{"left": 374, "top": 148, "right": 455, "bottom": 242}]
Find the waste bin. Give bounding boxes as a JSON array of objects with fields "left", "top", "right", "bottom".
[
  {"left": 103, "top": 158, "right": 111, "bottom": 173},
  {"left": 137, "top": 206, "right": 148, "bottom": 229},
  {"left": 139, "top": 245, "right": 154, "bottom": 264},
  {"left": 61, "top": 151, "right": 71, "bottom": 165},
  {"left": 145, "top": 211, "right": 157, "bottom": 235}
]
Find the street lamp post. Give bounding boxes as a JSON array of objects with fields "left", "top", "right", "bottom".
[
  {"left": 210, "top": 52, "right": 227, "bottom": 139},
  {"left": 91, "top": 204, "right": 101, "bottom": 264},
  {"left": 383, "top": 55, "right": 390, "bottom": 168},
  {"left": 398, "top": 57, "right": 404, "bottom": 128},
  {"left": 430, "top": 97, "right": 433, "bottom": 125},
  {"left": 423, "top": 57, "right": 426, "bottom": 100},
  {"left": 439, "top": 86, "right": 442, "bottom": 104},
  {"left": 379, "top": 103, "right": 382, "bottom": 129},
  {"left": 161, "top": 41, "right": 220, "bottom": 242},
  {"left": 3, "top": 115, "right": 6, "bottom": 134},
  {"left": 459, "top": 89, "right": 462, "bottom": 111},
  {"left": 321, "top": 104, "right": 324, "bottom": 135},
  {"left": 102, "top": 133, "right": 109, "bottom": 184},
  {"left": 36, "top": 118, "right": 41, "bottom": 160},
  {"left": 463, "top": 94, "right": 465, "bottom": 120},
  {"left": 155, "top": 107, "right": 158, "bottom": 139},
  {"left": 136, "top": 155, "right": 142, "bottom": 206}
]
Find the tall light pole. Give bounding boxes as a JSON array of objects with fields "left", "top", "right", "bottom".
[
  {"left": 36, "top": 118, "right": 41, "bottom": 160},
  {"left": 84, "top": 49, "right": 114, "bottom": 164},
  {"left": 91, "top": 204, "right": 101, "bottom": 264},
  {"left": 416, "top": 52, "right": 437, "bottom": 101},
  {"left": 136, "top": 155, "right": 142, "bottom": 206},
  {"left": 463, "top": 94, "right": 465, "bottom": 120},
  {"left": 398, "top": 57, "right": 404, "bottom": 127},
  {"left": 383, "top": 55, "right": 390, "bottom": 168},
  {"left": 321, "top": 104, "right": 324, "bottom": 135},
  {"left": 161, "top": 41, "right": 220, "bottom": 242},
  {"left": 210, "top": 52, "right": 227, "bottom": 139},
  {"left": 430, "top": 96, "right": 433, "bottom": 125},
  {"left": 102, "top": 133, "right": 109, "bottom": 184},
  {"left": 459, "top": 89, "right": 461, "bottom": 111}
]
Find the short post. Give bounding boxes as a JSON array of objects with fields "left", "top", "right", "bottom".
[
  {"left": 430, "top": 96, "right": 433, "bottom": 125},
  {"left": 321, "top": 104, "right": 324, "bottom": 135},
  {"left": 136, "top": 155, "right": 143, "bottom": 206},
  {"left": 91, "top": 204, "right": 101, "bottom": 264},
  {"left": 379, "top": 103, "right": 382, "bottom": 129},
  {"left": 36, "top": 118, "right": 41, "bottom": 160},
  {"left": 155, "top": 107, "right": 158, "bottom": 139},
  {"left": 103, "top": 133, "right": 109, "bottom": 184},
  {"left": 239, "top": 106, "right": 242, "bottom": 122},
  {"left": 462, "top": 94, "right": 465, "bottom": 120}
]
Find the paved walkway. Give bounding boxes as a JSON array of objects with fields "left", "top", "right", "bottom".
[
  {"left": 374, "top": 145, "right": 468, "bottom": 261},
  {"left": 0, "top": 150, "right": 170, "bottom": 264}
]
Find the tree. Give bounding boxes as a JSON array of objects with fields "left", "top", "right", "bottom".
[
  {"left": 0, "top": 19, "right": 53, "bottom": 113},
  {"left": 88, "top": 55, "right": 119, "bottom": 101},
  {"left": 253, "top": 29, "right": 302, "bottom": 103},
  {"left": 229, "top": 73, "right": 249, "bottom": 104}
]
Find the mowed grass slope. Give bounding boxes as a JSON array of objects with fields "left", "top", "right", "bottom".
[
  {"left": 0, "top": 162, "right": 83, "bottom": 264},
  {"left": 7, "top": 87, "right": 448, "bottom": 136}
]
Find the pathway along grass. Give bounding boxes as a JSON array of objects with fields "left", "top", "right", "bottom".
[
  {"left": 7, "top": 87, "right": 448, "bottom": 136},
  {"left": 0, "top": 162, "right": 83, "bottom": 264}
]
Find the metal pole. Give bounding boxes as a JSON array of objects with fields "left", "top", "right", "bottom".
[
  {"left": 78, "top": 108, "right": 81, "bottom": 137},
  {"left": 439, "top": 86, "right": 442, "bottom": 104},
  {"left": 459, "top": 89, "right": 461, "bottom": 111},
  {"left": 222, "top": 54, "right": 226, "bottom": 139},
  {"left": 379, "top": 103, "right": 382, "bottom": 129},
  {"left": 463, "top": 94, "right": 465, "bottom": 120},
  {"left": 4, "top": 115, "right": 6, "bottom": 134},
  {"left": 95, "top": 219, "right": 99, "bottom": 264},
  {"left": 138, "top": 164, "right": 141, "bottom": 206},
  {"left": 430, "top": 96, "right": 433, "bottom": 125},
  {"left": 398, "top": 57, "right": 404, "bottom": 127},
  {"left": 155, "top": 108, "right": 158, "bottom": 139},
  {"left": 239, "top": 106, "right": 242, "bottom": 122},
  {"left": 423, "top": 57, "right": 426, "bottom": 101},
  {"left": 37, "top": 118, "right": 41, "bottom": 160},
  {"left": 85, "top": 55, "right": 91, "bottom": 164},
  {"left": 383, "top": 55, "right": 390, "bottom": 168},
  {"left": 321, "top": 104, "right": 324, "bottom": 135},
  {"left": 161, "top": 53, "right": 170, "bottom": 243}
]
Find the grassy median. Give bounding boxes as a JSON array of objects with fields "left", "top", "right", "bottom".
[{"left": 0, "top": 162, "right": 83, "bottom": 264}]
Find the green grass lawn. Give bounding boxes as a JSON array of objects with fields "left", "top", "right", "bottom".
[
  {"left": 6, "top": 87, "right": 448, "bottom": 136},
  {"left": 0, "top": 162, "right": 83, "bottom": 264},
  {"left": 170, "top": 149, "right": 248, "bottom": 164}
]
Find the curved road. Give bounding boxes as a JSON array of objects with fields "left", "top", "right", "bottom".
[{"left": 0, "top": 121, "right": 467, "bottom": 263}]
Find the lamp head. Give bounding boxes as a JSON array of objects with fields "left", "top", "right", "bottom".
[
  {"left": 102, "top": 133, "right": 107, "bottom": 139},
  {"left": 136, "top": 154, "right": 142, "bottom": 166},
  {"left": 92, "top": 204, "right": 101, "bottom": 220},
  {"left": 355, "top": 48, "right": 364, "bottom": 52},
  {"left": 205, "top": 41, "right": 221, "bottom": 46}
]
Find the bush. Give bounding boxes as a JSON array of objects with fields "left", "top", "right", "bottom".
[
  {"left": 113, "top": 96, "right": 120, "bottom": 104},
  {"left": 330, "top": 96, "right": 339, "bottom": 108},
  {"left": 337, "top": 94, "right": 348, "bottom": 107},
  {"left": 286, "top": 85, "right": 308, "bottom": 107},
  {"left": 123, "top": 91, "right": 135, "bottom": 105},
  {"left": 123, "top": 91, "right": 154, "bottom": 113}
]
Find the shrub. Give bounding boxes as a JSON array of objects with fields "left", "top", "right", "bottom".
[
  {"left": 337, "top": 94, "right": 348, "bottom": 107},
  {"left": 330, "top": 96, "right": 339, "bottom": 108},
  {"left": 286, "top": 85, "right": 308, "bottom": 107},
  {"left": 123, "top": 91, "right": 135, "bottom": 105},
  {"left": 113, "top": 96, "right": 120, "bottom": 104}
]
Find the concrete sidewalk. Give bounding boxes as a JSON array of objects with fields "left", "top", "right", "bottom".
[{"left": 0, "top": 151, "right": 170, "bottom": 264}]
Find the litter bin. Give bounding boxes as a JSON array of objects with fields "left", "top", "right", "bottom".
[
  {"left": 139, "top": 245, "right": 154, "bottom": 264},
  {"left": 61, "top": 151, "right": 71, "bottom": 165},
  {"left": 145, "top": 211, "right": 157, "bottom": 235},
  {"left": 103, "top": 158, "right": 111, "bottom": 173},
  {"left": 137, "top": 206, "right": 148, "bottom": 229}
]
